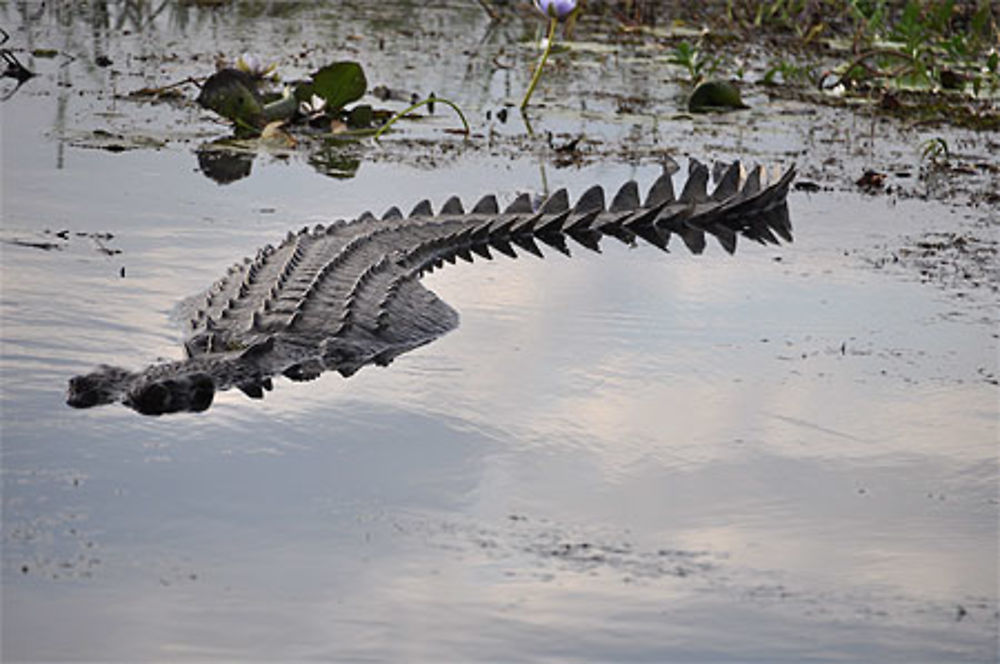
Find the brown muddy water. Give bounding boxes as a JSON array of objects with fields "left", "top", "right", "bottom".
[{"left": 1, "top": 2, "right": 997, "bottom": 662}]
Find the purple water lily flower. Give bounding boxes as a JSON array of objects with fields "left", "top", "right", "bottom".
[{"left": 534, "top": 0, "right": 577, "bottom": 21}]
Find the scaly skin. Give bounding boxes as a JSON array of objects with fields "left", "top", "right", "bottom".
[{"left": 67, "top": 160, "right": 795, "bottom": 415}]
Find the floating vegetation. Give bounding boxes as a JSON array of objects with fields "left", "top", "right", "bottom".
[
  {"left": 688, "top": 80, "right": 749, "bottom": 112},
  {"left": 196, "top": 60, "right": 371, "bottom": 136}
]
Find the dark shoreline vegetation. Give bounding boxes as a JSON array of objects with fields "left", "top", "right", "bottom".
[
  {"left": 6, "top": 1, "right": 995, "bottom": 132},
  {"left": 577, "top": 0, "right": 1000, "bottom": 129}
]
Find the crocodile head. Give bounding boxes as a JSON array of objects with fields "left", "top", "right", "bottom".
[
  {"left": 66, "top": 365, "right": 134, "bottom": 409},
  {"left": 67, "top": 364, "right": 216, "bottom": 415}
]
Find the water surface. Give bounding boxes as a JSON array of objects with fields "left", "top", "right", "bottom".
[{"left": 2, "top": 2, "right": 997, "bottom": 662}]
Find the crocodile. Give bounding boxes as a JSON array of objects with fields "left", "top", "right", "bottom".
[{"left": 67, "top": 160, "right": 795, "bottom": 415}]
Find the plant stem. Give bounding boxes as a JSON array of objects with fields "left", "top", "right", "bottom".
[
  {"left": 475, "top": 0, "right": 500, "bottom": 21},
  {"left": 520, "top": 17, "right": 558, "bottom": 110},
  {"left": 372, "top": 96, "right": 470, "bottom": 142}
]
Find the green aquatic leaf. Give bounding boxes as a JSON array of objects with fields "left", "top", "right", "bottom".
[
  {"left": 304, "top": 62, "right": 367, "bottom": 111},
  {"left": 687, "top": 80, "right": 749, "bottom": 113},
  {"left": 346, "top": 104, "right": 374, "bottom": 129},
  {"left": 196, "top": 68, "right": 265, "bottom": 131}
]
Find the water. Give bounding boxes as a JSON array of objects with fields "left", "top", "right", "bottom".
[{"left": 2, "top": 2, "right": 997, "bottom": 661}]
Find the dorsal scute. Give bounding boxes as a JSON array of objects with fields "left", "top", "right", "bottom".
[
  {"left": 741, "top": 166, "right": 762, "bottom": 197},
  {"left": 504, "top": 192, "right": 534, "bottom": 214},
  {"left": 573, "top": 185, "right": 605, "bottom": 213},
  {"left": 610, "top": 181, "right": 641, "bottom": 212},
  {"left": 711, "top": 161, "right": 742, "bottom": 202},
  {"left": 679, "top": 160, "right": 709, "bottom": 204},
  {"left": 440, "top": 196, "right": 465, "bottom": 215},
  {"left": 381, "top": 206, "right": 403, "bottom": 220},
  {"left": 409, "top": 199, "right": 434, "bottom": 217},
  {"left": 472, "top": 194, "right": 499, "bottom": 214},
  {"left": 357, "top": 211, "right": 376, "bottom": 222},
  {"left": 645, "top": 173, "right": 675, "bottom": 207},
  {"left": 539, "top": 188, "right": 569, "bottom": 214}
]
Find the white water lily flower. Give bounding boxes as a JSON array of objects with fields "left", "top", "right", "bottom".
[
  {"left": 298, "top": 93, "right": 327, "bottom": 116},
  {"left": 235, "top": 52, "right": 277, "bottom": 79},
  {"left": 534, "top": 0, "right": 577, "bottom": 20}
]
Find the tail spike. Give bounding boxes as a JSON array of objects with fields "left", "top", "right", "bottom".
[
  {"left": 624, "top": 203, "right": 667, "bottom": 230},
  {"left": 678, "top": 228, "right": 706, "bottom": 254},
  {"left": 539, "top": 188, "right": 569, "bottom": 214},
  {"left": 741, "top": 166, "right": 762, "bottom": 197},
  {"left": 440, "top": 196, "right": 465, "bottom": 215},
  {"left": 504, "top": 193, "right": 534, "bottom": 214},
  {"left": 409, "top": 200, "right": 434, "bottom": 217},
  {"left": 565, "top": 208, "right": 601, "bottom": 233},
  {"left": 609, "top": 181, "right": 641, "bottom": 212},
  {"left": 645, "top": 172, "right": 675, "bottom": 207},
  {"left": 456, "top": 243, "right": 475, "bottom": 262},
  {"left": 470, "top": 220, "right": 493, "bottom": 244},
  {"left": 573, "top": 185, "right": 605, "bottom": 213},
  {"left": 679, "top": 162, "right": 709, "bottom": 204},
  {"left": 625, "top": 205, "right": 671, "bottom": 251},
  {"left": 711, "top": 224, "right": 738, "bottom": 254},
  {"left": 472, "top": 194, "right": 499, "bottom": 214},
  {"left": 510, "top": 212, "right": 543, "bottom": 235},
  {"left": 633, "top": 225, "right": 669, "bottom": 251},
  {"left": 765, "top": 206, "right": 793, "bottom": 243},
  {"left": 536, "top": 232, "right": 571, "bottom": 257},
  {"left": 711, "top": 161, "right": 742, "bottom": 201},
  {"left": 568, "top": 229, "right": 602, "bottom": 253},
  {"left": 470, "top": 242, "right": 493, "bottom": 260},
  {"left": 510, "top": 233, "right": 544, "bottom": 258},
  {"left": 535, "top": 209, "right": 572, "bottom": 235},
  {"left": 489, "top": 236, "right": 518, "bottom": 258},
  {"left": 489, "top": 218, "right": 517, "bottom": 238}
]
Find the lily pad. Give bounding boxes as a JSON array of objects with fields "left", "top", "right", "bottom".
[
  {"left": 196, "top": 68, "right": 265, "bottom": 130},
  {"left": 297, "top": 62, "right": 367, "bottom": 112},
  {"left": 688, "top": 80, "right": 749, "bottom": 113}
]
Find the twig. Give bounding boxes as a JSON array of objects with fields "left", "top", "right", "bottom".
[
  {"left": 475, "top": 0, "right": 501, "bottom": 21},
  {"left": 129, "top": 75, "right": 204, "bottom": 97},
  {"left": 821, "top": 47, "right": 914, "bottom": 90}
]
